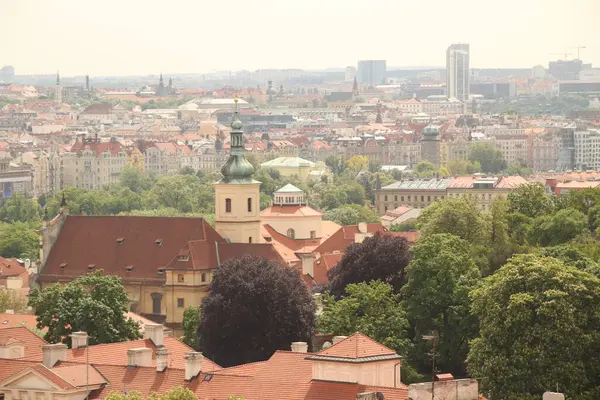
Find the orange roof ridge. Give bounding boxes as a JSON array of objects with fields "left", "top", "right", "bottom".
[{"left": 313, "top": 332, "right": 397, "bottom": 360}]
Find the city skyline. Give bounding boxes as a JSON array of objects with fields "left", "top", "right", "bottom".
[{"left": 2, "top": 0, "right": 599, "bottom": 76}]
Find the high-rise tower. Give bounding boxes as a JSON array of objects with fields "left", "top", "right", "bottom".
[
  {"left": 446, "top": 44, "right": 470, "bottom": 101},
  {"left": 214, "top": 99, "right": 261, "bottom": 243}
]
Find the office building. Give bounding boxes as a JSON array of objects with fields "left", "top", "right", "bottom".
[
  {"left": 446, "top": 44, "right": 470, "bottom": 101},
  {"left": 357, "top": 60, "right": 387, "bottom": 86}
]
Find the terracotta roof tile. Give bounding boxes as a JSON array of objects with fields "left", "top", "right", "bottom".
[
  {"left": 316, "top": 333, "right": 397, "bottom": 359},
  {"left": 40, "top": 216, "right": 220, "bottom": 285},
  {"left": 0, "top": 326, "right": 46, "bottom": 358},
  {"left": 0, "top": 313, "right": 41, "bottom": 331},
  {"left": 313, "top": 253, "right": 343, "bottom": 285},
  {"left": 52, "top": 364, "right": 107, "bottom": 387},
  {"left": 314, "top": 224, "right": 389, "bottom": 255}
]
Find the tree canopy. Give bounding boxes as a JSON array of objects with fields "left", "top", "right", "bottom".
[
  {"left": 28, "top": 271, "right": 141, "bottom": 346},
  {"left": 468, "top": 142, "right": 506, "bottom": 173},
  {"left": 199, "top": 256, "right": 315, "bottom": 367},
  {"left": 528, "top": 208, "right": 588, "bottom": 247},
  {"left": 323, "top": 204, "right": 380, "bottom": 225},
  {"left": 507, "top": 183, "right": 553, "bottom": 219},
  {"left": 182, "top": 305, "right": 201, "bottom": 350},
  {"left": 468, "top": 254, "right": 600, "bottom": 399},
  {"left": 327, "top": 232, "right": 411, "bottom": 297},
  {"left": 402, "top": 233, "right": 480, "bottom": 377},
  {"left": 106, "top": 387, "right": 199, "bottom": 400}
]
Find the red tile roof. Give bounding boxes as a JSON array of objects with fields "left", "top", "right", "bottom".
[
  {"left": 0, "top": 326, "right": 47, "bottom": 358},
  {"left": 81, "top": 103, "right": 113, "bottom": 115},
  {"left": 313, "top": 253, "right": 343, "bottom": 285},
  {"left": 260, "top": 205, "right": 323, "bottom": 217},
  {"left": 315, "top": 333, "right": 397, "bottom": 359},
  {"left": 39, "top": 216, "right": 220, "bottom": 285},
  {"left": 52, "top": 364, "right": 107, "bottom": 387},
  {"left": 0, "top": 332, "right": 409, "bottom": 400},
  {"left": 0, "top": 313, "right": 40, "bottom": 331},
  {"left": 314, "top": 224, "right": 389, "bottom": 255}
]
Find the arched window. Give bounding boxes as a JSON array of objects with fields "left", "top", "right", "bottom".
[
  {"left": 247, "top": 197, "right": 252, "bottom": 212},
  {"left": 225, "top": 198, "right": 232, "bottom": 213},
  {"left": 287, "top": 228, "right": 295, "bottom": 239}
]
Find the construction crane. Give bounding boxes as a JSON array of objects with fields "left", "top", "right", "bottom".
[{"left": 570, "top": 45, "right": 586, "bottom": 60}]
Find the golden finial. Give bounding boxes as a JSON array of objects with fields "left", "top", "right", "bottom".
[{"left": 234, "top": 97, "right": 239, "bottom": 103}]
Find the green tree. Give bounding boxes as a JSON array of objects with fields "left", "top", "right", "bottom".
[
  {"left": 323, "top": 204, "right": 379, "bottom": 225},
  {"left": 0, "top": 288, "right": 29, "bottom": 314},
  {"left": 0, "top": 222, "right": 40, "bottom": 259},
  {"left": 199, "top": 256, "right": 315, "bottom": 367},
  {"left": 0, "top": 193, "right": 42, "bottom": 223},
  {"left": 446, "top": 160, "right": 481, "bottom": 175},
  {"left": 106, "top": 387, "right": 199, "bottom": 400},
  {"left": 487, "top": 197, "right": 513, "bottom": 274},
  {"left": 120, "top": 166, "right": 153, "bottom": 194},
  {"left": 346, "top": 155, "right": 369, "bottom": 172},
  {"left": 401, "top": 234, "right": 480, "bottom": 376},
  {"left": 507, "top": 183, "right": 553, "bottom": 218},
  {"left": 418, "top": 196, "right": 488, "bottom": 246},
  {"left": 528, "top": 208, "right": 588, "bottom": 247},
  {"left": 28, "top": 271, "right": 141, "bottom": 346},
  {"left": 504, "top": 163, "right": 533, "bottom": 176},
  {"left": 182, "top": 305, "right": 200, "bottom": 350},
  {"left": 414, "top": 161, "right": 436, "bottom": 178},
  {"left": 142, "top": 175, "right": 205, "bottom": 213},
  {"left": 390, "top": 220, "right": 418, "bottom": 232},
  {"left": 538, "top": 244, "right": 600, "bottom": 276},
  {"left": 469, "top": 142, "right": 506, "bottom": 173},
  {"left": 318, "top": 281, "right": 409, "bottom": 357},
  {"left": 468, "top": 254, "right": 600, "bottom": 399}
]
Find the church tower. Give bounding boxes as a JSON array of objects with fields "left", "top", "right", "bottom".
[
  {"left": 55, "top": 71, "right": 62, "bottom": 105},
  {"left": 214, "top": 98, "right": 261, "bottom": 243}
]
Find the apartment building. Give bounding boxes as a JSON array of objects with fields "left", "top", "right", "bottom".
[
  {"left": 144, "top": 142, "right": 192, "bottom": 176},
  {"left": 485, "top": 127, "right": 530, "bottom": 167},
  {"left": 532, "top": 133, "right": 559, "bottom": 172},
  {"left": 574, "top": 129, "right": 600, "bottom": 170},
  {"left": 61, "top": 136, "right": 127, "bottom": 190},
  {"left": 376, "top": 175, "right": 528, "bottom": 213},
  {"left": 0, "top": 157, "right": 33, "bottom": 201}
]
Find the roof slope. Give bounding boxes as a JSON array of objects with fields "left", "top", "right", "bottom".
[
  {"left": 0, "top": 326, "right": 47, "bottom": 358},
  {"left": 314, "top": 223, "right": 388, "bottom": 255},
  {"left": 315, "top": 333, "right": 397, "bottom": 359},
  {"left": 40, "top": 216, "right": 221, "bottom": 284}
]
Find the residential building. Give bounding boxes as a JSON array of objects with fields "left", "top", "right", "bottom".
[
  {"left": 78, "top": 103, "right": 117, "bottom": 124},
  {"left": 446, "top": 44, "right": 470, "bottom": 101},
  {"left": 376, "top": 175, "right": 529, "bottom": 213},
  {"left": 17, "top": 151, "right": 52, "bottom": 198},
  {"left": 380, "top": 205, "right": 422, "bottom": 228},
  {"left": 143, "top": 142, "right": 191, "bottom": 176},
  {"left": 485, "top": 127, "right": 530, "bottom": 167},
  {"left": 260, "top": 157, "right": 327, "bottom": 182},
  {"left": 556, "top": 124, "right": 576, "bottom": 171},
  {"left": 532, "top": 133, "right": 559, "bottom": 172},
  {"left": 0, "top": 329, "right": 415, "bottom": 400},
  {"left": 357, "top": 60, "right": 387, "bottom": 86},
  {"left": 446, "top": 175, "right": 529, "bottom": 210},
  {"left": 377, "top": 178, "right": 451, "bottom": 213},
  {"left": 61, "top": 136, "right": 127, "bottom": 190},
  {"left": 0, "top": 157, "right": 33, "bottom": 202},
  {"left": 574, "top": 129, "right": 600, "bottom": 170}
]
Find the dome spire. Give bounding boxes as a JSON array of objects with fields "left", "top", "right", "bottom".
[{"left": 219, "top": 98, "right": 255, "bottom": 182}]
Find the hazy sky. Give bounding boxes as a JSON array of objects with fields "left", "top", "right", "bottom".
[{"left": 3, "top": 0, "right": 599, "bottom": 76}]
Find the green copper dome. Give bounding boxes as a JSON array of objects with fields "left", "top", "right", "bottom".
[
  {"left": 422, "top": 123, "right": 440, "bottom": 136},
  {"left": 219, "top": 99, "right": 255, "bottom": 183}
]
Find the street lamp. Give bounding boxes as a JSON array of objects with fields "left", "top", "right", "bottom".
[{"left": 422, "top": 332, "right": 439, "bottom": 400}]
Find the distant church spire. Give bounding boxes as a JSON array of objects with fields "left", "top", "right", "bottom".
[
  {"left": 353, "top": 76, "right": 359, "bottom": 96},
  {"left": 375, "top": 102, "right": 383, "bottom": 124},
  {"left": 56, "top": 71, "right": 60, "bottom": 85},
  {"left": 156, "top": 73, "right": 167, "bottom": 97}
]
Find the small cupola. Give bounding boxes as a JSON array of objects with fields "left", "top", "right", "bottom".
[{"left": 273, "top": 184, "right": 306, "bottom": 206}]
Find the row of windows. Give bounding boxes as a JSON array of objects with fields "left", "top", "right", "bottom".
[
  {"left": 384, "top": 194, "right": 444, "bottom": 202},
  {"left": 177, "top": 273, "right": 208, "bottom": 283},
  {"left": 225, "top": 198, "right": 253, "bottom": 213}
]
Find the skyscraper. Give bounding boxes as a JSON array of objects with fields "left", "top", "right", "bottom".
[
  {"left": 446, "top": 44, "right": 470, "bottom": 101},
  {"left": 357, "top": 60, "right": 387, "bottom": 86}
]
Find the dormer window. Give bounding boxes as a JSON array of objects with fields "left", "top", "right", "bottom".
[
  {"left": 87, "top": 264, "right": 95, "bottom": 271},
  {"left": 116, "top": 237, "right": 124, "bottom": 244},
  {"left": 126, "top": 265, "right": 134, "bottom": 272},
  {"left": 178, "top": 254, "right": 190, "bottom": 262},
  {"left": 60, "top": 262, "right": 67, "bottom": 270},
  {"left": 157, "top": 268, "right": 165, "bottom": 275},
  {"left": 155, "top": 238, "right": 163, "bottom": 246}
]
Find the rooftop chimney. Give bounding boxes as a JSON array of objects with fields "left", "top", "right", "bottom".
[
  {"left": 144, "top": 323, "right": 164, "bottom": 347},
  {"left": 42, "top": 343, "right": 68, "bottom": 367},
  {"left": 543, "top": 393, "right": 565, "bottom": 400},
  {"left": 332, "top": 336, "right": 348, "bottom": 344},
  {"left": 298, "top": 253, "right": 315, "bottom": 278},
  {"left": 70, "top": 331, "right": 88, "bottom": 349},
  {"left": 184, "top": 352, "right": 203, "bottom": 381},
  {"left": 127, "top": 348, "right": 153, "bottom": 367},
  {"left": 156, "top": 347, "right": 168, "bottom": 372},
  {"left": 4, "top": 309, "right": 14, "bottom": 314},
  {"left": 291, "top": 342, "right": 308, "bottom": 353}
]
